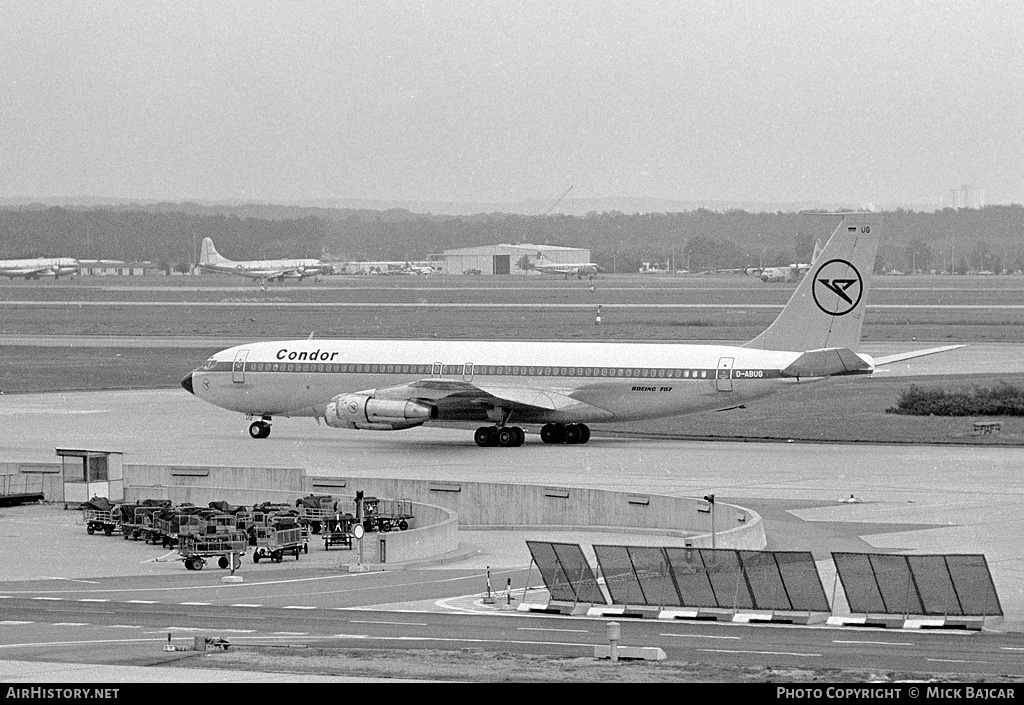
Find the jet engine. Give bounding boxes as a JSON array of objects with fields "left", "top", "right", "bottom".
[{"left": 324, "top": 393, "right": 438, "bottom": 431}]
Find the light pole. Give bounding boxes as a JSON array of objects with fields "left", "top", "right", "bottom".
[
  {"left": 704, "top": 494, "right": 716, "bottom": 550},
  {"left": 913, "top": 251, "right": 918, "bottom": 275}
]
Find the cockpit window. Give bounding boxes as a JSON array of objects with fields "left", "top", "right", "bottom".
[{"left": 200, "top": 358, "right": 217, "bottom": 370}]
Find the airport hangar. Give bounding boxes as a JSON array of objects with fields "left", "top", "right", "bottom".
[{"left": 439, "top": 243, "right": 591, "bottom": 275}]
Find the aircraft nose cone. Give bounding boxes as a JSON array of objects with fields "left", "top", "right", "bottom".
[{"left": 181, "top": 372, "right": 195, "bottom": 395}]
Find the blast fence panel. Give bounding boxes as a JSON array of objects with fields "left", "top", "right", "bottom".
[
  {"left": 774, "top": 551, "right": 831, "bottom": 612},
  {"left": 834, "top": 552, "right": 1002, "bottom": 617},
  {"left": 526, "top": 541, "right": 606, "bottom": 605},
  {"left": 664, "top": 547, "right": 718, "bottom": 607},
  {"left": 740, "top": 550, "right": 791, "bottom": 611},
  {"left": 942, "top": 554, "right": 1001, "bottom": 616},
  {"left": 593, "top": 545, "right": 681, "bottom": 607}
]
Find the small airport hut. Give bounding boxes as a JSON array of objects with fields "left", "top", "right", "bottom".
[
  {"left": 57, "top": 448, "right": 124, "bottom": 505},
  {"left": 440, "top": 243, "right": 591, "bottom": 275}
]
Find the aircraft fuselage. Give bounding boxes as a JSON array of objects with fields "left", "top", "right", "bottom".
[{"left": 185, "top": 338, "right": 855, "bottom": 427}]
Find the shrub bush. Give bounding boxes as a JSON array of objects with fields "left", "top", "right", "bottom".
[{"left": 887, "top": 381, "right": 1024, "bottom": 416}]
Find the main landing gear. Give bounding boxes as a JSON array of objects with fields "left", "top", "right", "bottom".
[
  {"left": 248, "top": 417, "right": 272, "bottom": 439},
  {"left": 474, "top": 426, "right": 526, "bottom": 448},
  {"left": 540, "top": 423, "right": 591, "bottom": 445}
]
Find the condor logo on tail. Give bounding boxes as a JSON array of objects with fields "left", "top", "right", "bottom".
[{"left": 813, "top": 259, "right": 863, "bottom": 316}]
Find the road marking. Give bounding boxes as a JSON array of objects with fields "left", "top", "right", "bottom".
[
  {"left": 77, "top": 599, "right": 109, "bottom": 603},
  {"left": 180, "top": 602, "right": 211, "bottom": 606},
  {"left": 698, "top": 648, "right": 821, "bottom": 657},
  {"left": 110, "top": 625, "right": 143, "bottom": 629},
  {"left": 230, "top": 604, "right": 263, "bottom": 608},
  {"left": 833, "top": 640, "right": 913, "bottom": 646},
  {"left": 517, "top": 627, "right": 590, "bottom": 633},
  {"left": 53, "top": 623, "right": 88, "bottom": 626},
  {"left": 928, "top": 658, "right": 1002, "bottom": 665},
  {"left": 661, "top": 633, "right": 741, "bottom": 640},
  {"left": 350, "top": 620, "right": 427, "bottom": 626},
  {"left": 273, "top": 632, "right": 309, "bottom": 636},
  {"left": 0, "top": 621, "right": 34, "bottom": 625},
  {"left": 127, "top": 600, "right": 158, "bottom": 604},
  {"left": 162, "top": 627, "right": 204, "bottom": 632},
  {"left": 31, "top": 597, "right": 62, "bottom": 601},
  {"left": 282, "top": 606, "right": 317, "bottom": 610},
  {"left": 1001, "top": 647, "right": 1024, "bottom": 651}
]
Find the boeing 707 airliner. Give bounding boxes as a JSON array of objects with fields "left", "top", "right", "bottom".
[{"left": 182, "top": 214, "right": 959, "bottom": 447}]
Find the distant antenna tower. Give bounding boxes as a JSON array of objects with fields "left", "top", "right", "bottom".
[{"left": 543, "top": 185, "right": 574, "bottom": 215}]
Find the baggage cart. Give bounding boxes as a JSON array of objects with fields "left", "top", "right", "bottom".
[
  {"left": 177, "top": 532, "right": 247, "bottom": 571},
  {"left": 322, "top": 513, "right": 357, "bottom": 550},
  {"left": 362, "top": 497, "right": 414, "bottom": 533},
  {"left": 251, "top": 525, "right": 307, "bottom": 563},
  {"left": 296, "top": 494, "right": 338, "bottom": 534},
  {"left": 81, "top": 497, "right": 119, "bottom": 535},
  {"left": 83, "top": 508, "right": 118, "bottom": 536},
  {"left": 122, "top": 505, "right": 164, "bottom": 542}
]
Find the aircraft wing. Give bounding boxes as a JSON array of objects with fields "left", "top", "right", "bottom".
[
  {"left": 373, "top": 378, "right": 615, "bottom": 423},
  {"left": 872, "top": 344, "right": 967, "bottom": 366}
]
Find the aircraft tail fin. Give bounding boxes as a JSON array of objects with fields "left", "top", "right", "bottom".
[
  {"left": 199, "top": 238, "right": 228, "bottom": 265},
  {"left": 743, "top": 213, "right": 881, "bottom": 353}
]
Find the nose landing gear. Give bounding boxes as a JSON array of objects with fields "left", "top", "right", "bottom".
[{"left": 248, "top": 417, "right": 272, "bottom": 439}]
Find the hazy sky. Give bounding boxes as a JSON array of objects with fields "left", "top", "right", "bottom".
[{"left": 1, "top": 1, "right": 1021, "bottom": 207}]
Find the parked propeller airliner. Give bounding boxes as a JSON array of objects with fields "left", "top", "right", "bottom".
[
  {"left": 0, "top": 257, "right": 80, "bottom": 279},
  {"left": 197, "top": 238, "right": 331, "bottom": 282},
  {"left": 182, "top": 214, "right": 960, "bottom": 447}
]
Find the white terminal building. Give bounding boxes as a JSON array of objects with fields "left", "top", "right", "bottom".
[{"left": 440, "top": 243, "right": 591, "bottom": 275}]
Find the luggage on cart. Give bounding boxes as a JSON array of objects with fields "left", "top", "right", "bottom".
[
  {"left": 82, "top": 496, "right": 119, "bottom": 536},
  {"left": 295, "top": 494, "right": 338, "bottom": 535}
]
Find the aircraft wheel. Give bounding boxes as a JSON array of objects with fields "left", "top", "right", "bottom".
[
  {"left": 512, "top": 427, "right": 526, "bottom": 447},
  {"left": 249, "top": 421, "right": 271, "bottom": 439},
  {"left": 579, "top": 424, "right": 591, "bottom": 444},
  {"left": 497, "top": 427, "right": 517, "bottom": 447},
  {"left": 540, "top": 423, "right": 565, "bottom": 444},
  {"left": 564, "top": 424, "right": 584, "bottom": 444},
  {"left": 474, "top": 427, "right": 497, "bottom": 447}
]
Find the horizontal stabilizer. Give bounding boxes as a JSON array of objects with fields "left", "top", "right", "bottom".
[
  {"left": 873, "top": 344, "right": 966, "bottom": 367},
  {"left": 781, "top": 348, "right": 873, "bottom": 378}
]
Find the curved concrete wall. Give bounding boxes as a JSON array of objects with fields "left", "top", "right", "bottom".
[
  {"left": 105, "top": 463, "right": 765, "bottom": 555},
  {"left": 324, "top": 476, "right": 766, "bottom": 552}
]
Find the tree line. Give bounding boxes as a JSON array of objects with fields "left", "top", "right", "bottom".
[{"left": 0, "top": 203, "right": 1021, "bottom": 275}]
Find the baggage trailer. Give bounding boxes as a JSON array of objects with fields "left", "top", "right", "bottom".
[
  {"left": 178, "top": 532, "right": 247, "bottom": 571},
  {"left": 296, "top": 494, "right": 339, "bottom": 534},
  {"left": 362, "top": 497, "right": 414, "bottom": 533},
  {"left": 251, "top": 525, "right": 306, "bottom": 563},
  {"left": 122, "top": 505, "right": 165, "bottom": 542},
  {"left": 83, "top": 508, "right": 119, "bottom": 536},
  {"left": 322, "top": 513, "right": 357, "bottom": 550}
]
